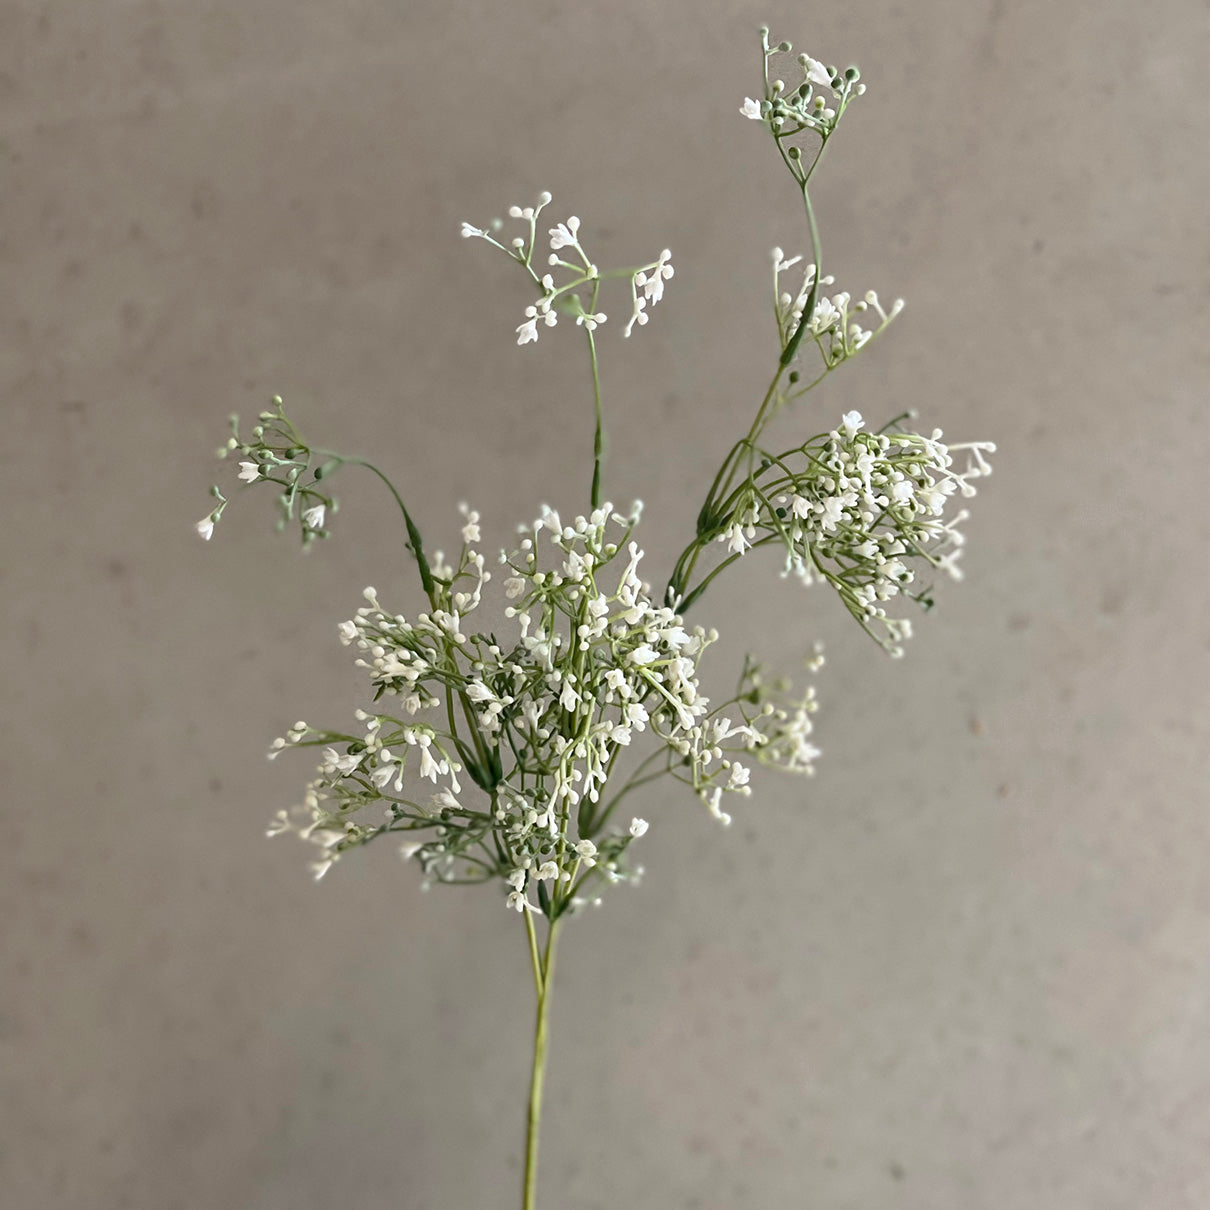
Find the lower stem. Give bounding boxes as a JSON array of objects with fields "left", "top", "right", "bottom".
[{"left": 522, "top": 916, "right": 561, "bottom": 1210}]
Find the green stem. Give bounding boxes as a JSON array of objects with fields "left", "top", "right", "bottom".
[
  {"left": 524, "top": 906, "right": 543, "bottom": 998},
  {"left": 778, "top": 188, "right": 820, "bottom": 368},
  {"left": 522, "top": 917, "right": 561, "bottom": 1210},
  {"left": 587, "top": 281, "right": 605, "bottom": 509},
  {"left": 338, "top": 456, "right": 436, "bottom": 604},
  {"left": 668, "top": 121, "right": 831, "bottom": 611},
  {"left": 589, "top": 744, "right": 671, "bottom": 834}
]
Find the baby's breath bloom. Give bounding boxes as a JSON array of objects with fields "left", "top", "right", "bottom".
[
  {"left": 459, "top": 503, "right": 481, "bottom": 544},
  {"left": 732, "top": 413, "right": 995, "bottom": 652},
  {"left": 464, "top": 193, "right": 672, "bottom": 344},
  {"left": 227, "top": 34, "right": 991, "bottom": 938},
  {"left": 802, "top": 55, "right": 833, "bottom": 90},
  {"left": 548, "top": 216, "right": 581, "bottom": 250},
  {"left": 202, "top": 35, "right": 999, "bottom": 1208},
  {"left": 265, "top": 497, "right": 826, "bottom": 904},
  {"left": 637, "top": 250, "right": 674, "bottom": 306},
  {"left": 743, "top": 32, "right": 865, "bottom": 140}
]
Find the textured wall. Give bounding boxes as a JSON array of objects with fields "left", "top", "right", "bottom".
[{"left": 3, "top": 2, "right": 1207, "bottom": 1208}]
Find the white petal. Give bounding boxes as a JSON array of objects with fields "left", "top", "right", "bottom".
[{"left": 803, "top": 57, "right": 832, "bottom": 90}]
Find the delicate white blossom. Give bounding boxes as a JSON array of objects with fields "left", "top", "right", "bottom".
[
  {"left": 802, "top": 56, "right": 833, "bottom": 91},
  {"left": 739, "top": 414, "right": 996, "bottom": 651},
  {"left": 459, "top": 504, "right": 481, "bottom": 544},
  {"left": 637, "top": 250, "right": 674, "bottom": 305},
  {"left": 723, "top": 522, "right": 750, "bottom": 555},
  {"left": 464, "top": 194, "right": 671, "bottom": 343},
  {"left": 548, "top": 216, "right": 581, "bottom": 250}
]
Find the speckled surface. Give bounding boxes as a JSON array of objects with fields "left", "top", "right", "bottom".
[{"left": 3, "top": 2, "right": 1207, "bottom": 1207}]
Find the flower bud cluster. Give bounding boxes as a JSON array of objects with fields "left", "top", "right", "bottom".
[
  {"left": 198, "top": 397, "right": 336, "bottom": 547},
  {"left": 741, "top": 31, "right": 865, "bottom": 140}
]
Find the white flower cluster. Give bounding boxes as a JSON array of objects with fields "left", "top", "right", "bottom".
[
  {"left": 740, "top": 31, "right": 865, "bottom": 139},
  {"left": 196, "top": 30, "right": 995, "bottom": 938},
  {"left": 670, "top": 651, "right": 824, "bottom": 826},
  {"left": 197, "top": 397, "right": 336, "bottom": 548},
  {"left": 771, "top": 249, "right": 904, "bottom": 367},
  {"left": 625, "top": 248, "right": 674, "bottom": 338},
  {"left": 264, "top": 501, "right": 822, "bottom": 904},
  {"left": 461, "top": 192, "right": 673, "bottom": 345},
  {"left": 720, "top": 412, "right": 995, "bottom": 655}
]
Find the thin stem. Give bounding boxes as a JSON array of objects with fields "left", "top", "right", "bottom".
[
  {"left": 777, "top": 186, "right": 821, "bottom": 369},
  {"left": 524, "top": 908, "right": 543, "bottom": 998},
  {"left": 336, "top": 455, "right": 436, "bottom": 604},
  {"left": 678, "top": 551, "right": 744, "bottom": 614},
  {"left": 668, "top": 109, "right": 831, "bottom": 611},
  {"left": 587, "top": 280, "right": 605, "bottom": 509},
  {"left": 590, "top": 744, "right": 671, "bottom": 833},
  {"left": 522, "top": 917, "right": 561, "bottom": 1210}
]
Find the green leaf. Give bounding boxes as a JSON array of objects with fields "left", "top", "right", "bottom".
[{"left": 577, "top": 798, "right": 595, "bottom": 838}]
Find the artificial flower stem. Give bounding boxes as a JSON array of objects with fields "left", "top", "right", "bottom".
[
  {"left": 524, "top": 906, "right": 543, "bottom": 998},
  {"left": 587, "top": 282, "right": 605, "bottom": 509},
  {"left": 523, "top": 917, "right": 561, "bottom": 1210},
  {"left": 777, "top": 187, "right": 822, "bottom": 368},
  {"left": 338, "top": 456, "right": 436, "bottom": 604}
]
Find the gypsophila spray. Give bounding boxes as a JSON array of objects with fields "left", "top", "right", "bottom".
[{"left": 198, "top": 28, "right": 993, "bottom": 1210}]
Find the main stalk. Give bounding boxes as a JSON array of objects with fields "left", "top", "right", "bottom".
[{"left": 522, "top": 916, "right": 561, "bottom": 1210}]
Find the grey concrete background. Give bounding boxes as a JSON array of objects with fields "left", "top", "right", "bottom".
[{"left": 3, "top": 2, "right": 1207, "bottom": 1208}]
